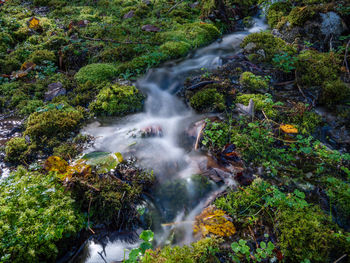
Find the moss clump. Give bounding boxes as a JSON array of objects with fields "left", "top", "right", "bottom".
[
  {"left": 24, "top": 105, "right": 84, "bottom": 147},
  {"left": 53, "top": 143, "right": 79, "bottom": 160},
  {"left": 5, "top": 137, "right": 31, "bottom": 164},
  {"left": 74, "top": 63, "right": 117, "bottom": 85},
  {"left": 28, "top": 49, "right": 56, "bottom": 65},
  {"left": 215, "top": 179, "right": 349, "bottom": 263},
  {"left": 321, "top": 79, "right": 350, "bottom": 107},
  {"left": 236, "top": 93, "right": 277, "bottom": 118},
  {"left": 287, "top": 6, "right": 317, "bottom": 27},
  {"left": 89, "top": 84, "right": 144, "bottom": 116},
  {"left": 296, "top": 50, "right": 341, "bottom": 87},
  {"left": 189, "top": 88, "right": 225, "bottom": 112},
  {"left": 159, "top": 41, "right": 191, "bottom": 59},
  {"left": 241, "top": 32, "right": 296, "bottom": 62},
  {"left": 142, "top": 237, "right": 222, "bottom": 263},
  {"left": 0, "top": 167, "right": 84, "bottom": 263},
  {"left": 239, "top": 72, "right": 269, "bottom": 91},
  {"left": 267, "top": 2, "right": 292, "bottom": 28}
]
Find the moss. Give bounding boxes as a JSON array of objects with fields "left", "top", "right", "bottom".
[
  {"left": 267, "top": 1, "right": 292, "bottom": 28},
  {"left": 236, "top": 93, "right": 277, "bottom": 118},
  {"left": 296, "top": 50, "right": 341, "bottom": 87},
  {"left": 142, "top": 237, "right": 222, "bottom": 263},
  {"left": 53, "top": 143, "right": 79, "bottom": 160},
  {"left": 287, "top": 6, "right": 317, "bottom": 27},
  {"left": 241, "top": 32, "right": 296, "bottom": 62},
  {"left": 239, "top": 72, "right": 269, "bottom": 91},
  {"left": 0, "top": 56, "right": 21, "bottom": 75},
  {"left": 321, "top": 79, "right": 350, "bottom": 107},
  {"left": 24, "top": 105, "right": 84, "bottom": 147},
  {"left": 189, "top": 88, "right": 225, "bottom": 112},
  {"left": 159, "top": 41, "right": 191, "bottom": 59},
  {"left": 5, "top": 137, "right": 31, "bottom": 164},
  {"left": 97, "top": 45, "right": 143, "bottom": 63},
  {"left": 28, "top": 49, "right": 56, "bottom": 65},
  {"left": 89, "top": 84, "right": 144, "bottom": 116},
  {"left": 0, "top": 167, "right": 84, "bottom": 263},
  {"left": 17, "top": 99, "right": 45, "bottom": 116},
  {"left": 74, "top": 63, "right": 117, "bottom": 85}
]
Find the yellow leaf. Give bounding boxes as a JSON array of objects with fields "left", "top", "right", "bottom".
[
  {"left": 28, "top": 17, "right": 40, "bottom": 29},
  {"left": 280, "top": 124, "right": 298, "bottom": 134},
  {"left": 44, "top": 156, "right": 68, "bottom": 174},
  {"left": 193, "top": 206, "right": 236, "bottom": 237},
  {"left": 114, "top": 152, "right": 123, "bottom": 163}
]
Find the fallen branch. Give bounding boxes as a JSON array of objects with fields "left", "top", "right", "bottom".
[
  {"left": 195, "top": 123, "right": 206, "bottom": 150},
  {"left": 333, "top": 254, "right": 347, "bottom": 263},
  {"left": 81, "top": 36, "right": 155, "bottom": 45},
  {"left": 167, "top": 0, "right": 185, "bottom": 14}
]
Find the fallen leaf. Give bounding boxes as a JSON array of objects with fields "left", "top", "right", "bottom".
[
  {"left": 27, "top": 17, "right": 40, "bottom": 30},
  {"left": 280, "top": 124, "right": 298, "bottom": 134}
]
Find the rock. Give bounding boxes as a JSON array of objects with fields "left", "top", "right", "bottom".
[
  {"left": 243, "top": 42, "right": 257, "bottom": 53},
  {"left": 44, "top": 82, "right": 66, "bottom": 101},
  {"left": 320, "top": 12, "right": 344, "bottom": 37},
  {"left": 256, "top": 49, "right": 266, "bottom": 59},
  {"left": 141, "top": 25, "right": 160, "bottom": 32},
  {"left": 140, "top": 125, "right": 163, "bottom": 137},
  {"left": 236, "top": 98, "right": 254, "bottom": 117},
  {"left": 123, "top": 10, "right": 134, "bottom": 19}
]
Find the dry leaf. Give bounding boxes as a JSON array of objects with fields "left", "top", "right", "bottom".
[{"left": 280, "top": 124, "right": 298, "bottom": 134}]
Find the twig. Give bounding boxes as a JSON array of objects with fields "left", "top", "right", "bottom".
[
  {"left": 195, "top": 123, "right": 206, "bottom": 150},
  {"left": 294, "top": 71, "right": 309, "bottom": 103},
  {"left": 167, "top": 0, "right": 185, "bottom": 14},
  {"left": 81, "top": 36, "right": 155, "bottom": 45},
  {"left": 343, "top": 40, "right": 350, "bottom": 78},
  {"left": 88, "top": 198, "right": 95, "bottom": 234},
  {"left": 333, "top": 254, "right": 347, "bottom": 263}
]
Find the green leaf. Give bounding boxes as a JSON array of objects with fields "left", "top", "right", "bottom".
[
  {"left": 140, "top": 230, "right": 154, "bottom": 242},
  {"left": 139, "top": 241, "right": 152, "bottom": 253},
  {"left": 231, "top": 242, "right": 240, "bottom": 253},
  {"left": 128, "top": 248, "right": 141, "bottom": 261},
  {"left": 260, "top": 241, "right": 266, "bottom": 249}
]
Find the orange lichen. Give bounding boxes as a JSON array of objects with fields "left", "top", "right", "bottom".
[{"left": 193, "top": 206, "right": 236, "bottom": 237}]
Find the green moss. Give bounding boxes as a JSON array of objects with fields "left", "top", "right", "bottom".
[
  {"left": 0, "top": 167, "right": 84, "bottom": 263},
  {"left": 74, "top": 63, "right": 117, "bottom": 85},
  {"left": 89, "top": 84, "right": 144, "bottom": 116},
  {"left": 236, "top": 93, "right": 277, "bottom": 118},
  {"left": 287, "top": 6, "right": 317, "bottom": 27},
  {"left": 24, "top": 105, "right": 84, "bottom": 147},
  {"left": 142, "top": 237, "right": 222, "bottom": 263},
  {"left": 189, "top": 88, "right": 225, "bottom": 112},
  {"left": 53, "top": 143, "right": 79, "bottom": 160},
  {"left": 241, "top": 32, "right": 296, "bottom": 62},
  {"left": 0, "top": 56, "right": 21, "bottom": 75},
  {"left": 28, "top": 49, "right": 56, "bottom": 65},
  {"left": 159, "top": 41, "right": 191, "bottom": 59},
  {"left": 239, "top": 72, "right": 269, "bottom": 91},
  {"left": 5, "top": 137, "right": 31, "bottom": 164},
  {"left": 296, "top": 50, "right": 341, "bottom": 87},
  {"left": 267, "top": 2, "right": 292, "bottom": 28},
  {"left": 321, "top": 79, "right": 350, "bottom": 107}
]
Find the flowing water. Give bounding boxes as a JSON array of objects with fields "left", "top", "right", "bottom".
[{"left": 77, "top": 17, "right": 268, "bottom": 263}]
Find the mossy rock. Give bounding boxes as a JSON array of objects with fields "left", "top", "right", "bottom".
[
  {"left": 241, "top": 32, "right": 296, "bottom": 62},
  {"left": 159, "top": 41, "right": 191, "bottom": 59},
  {"left": 236, "top": 93, "right": 277, "bottom": 118},
  {"left": 189, "top": 88, "right": 225, "bottom": 112},
  {"left": 28, "top": 49, "right": 56, "bottom": 65},
  {"left": 296, "top": 50, "right": 341, "bottom": 87},
  {"left": 287, "top": 6, "right": 317, "bottom": 27},
  {"left": 267, "top": 1, "right": 292, "bottom": 28},
  {"left": 5, "top": 137, "right": 31, "bottom": 164},
  {"left": 24, "top": 105, "right": 84, "bottom": 147},
  {"left": 239, "top": 72, "right": 269, "bottom": 91},
  {"left": 321, "top": 79, "right": 350, "bottom": 107},
  {"left": 74, "top": 63, "right": 117, "bottom": 85},
  {"left": 89, "top": 84, "right": 144, "bottom": 116}
]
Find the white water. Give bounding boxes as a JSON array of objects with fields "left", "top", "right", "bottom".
[{"left": 80, "top": 17, "right": 267, "bottom": 263}]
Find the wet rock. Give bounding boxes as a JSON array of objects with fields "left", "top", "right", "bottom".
[
  {"left": 256, "top": 49, "right": 266, "bottom": 59},
  {"left": 244, "top": 42, "right": 257, "bottom": 53},
  {"left": 140, "top": 125, "right": 163, "bottom": 137},
  {"left": 142, "top": 25, "right": 160, "bottom": 32},
  {"left": 44, "top": 82, "right": 66, "bottom": 101},
  {"left": 123, "top": 10, "right": 134, "bottom": 19}
]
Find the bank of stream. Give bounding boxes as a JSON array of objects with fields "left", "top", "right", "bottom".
[{"left": 76, "top": 17, "right": 268, "bottom": 263}]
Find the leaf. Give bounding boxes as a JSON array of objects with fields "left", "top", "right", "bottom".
[
  {"left": 231, "top": 242, "right": 240, "bottom": 253},
  {"left": 139, "top": 241, "right": 152, "bottom": 253},
  {"left": 193, "top": 205, "right": 236, "bottom": 237},
  {"left": 140, "top": 230, "right": 154, "bottom": 242},
  {"left": 128, "top": 248, "right": 141, "bottom": 261},
  {"left": 27, "top": 17, "right": 40, "bottom": 29},
  {"left": 260, "top": 241, "right": 266, "bottom": 249},
  {"left": 82, "top": 151, "right": 122, "bottom": 173},
  {"left": 280, "top": 124, "right": 298, "bottom": 134}
]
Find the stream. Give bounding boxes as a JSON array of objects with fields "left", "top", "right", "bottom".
[{"left": 77, "top": 17, "right": 268, "bottom": 263}]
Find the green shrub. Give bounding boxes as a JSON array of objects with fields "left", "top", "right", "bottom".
[
  {"left": 89, "top": 84, "right": 144, "bottom": 116},
  {"left": 189, "top": 88, "right": 225, "bottom": 112},
  {"left": 5, "top": 137, "right": 31, "bottom": 164},
  {"left": 0, "top": 167, "right": 84, "bottom": 263},
  {"left": 239, "top": 72, "right": 269, "bottom": 91},
  {"left": 74, "top": 63, "right": 117, "bottom": 84}
]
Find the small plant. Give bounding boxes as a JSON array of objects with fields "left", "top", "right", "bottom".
[
  {"left": 272, "top": 52, "right": 297, "bottom": 73},
  {"left": 231, "top": 239, "right": 275, "bottom": 262},
  {"left": 125, "top": 230, "right": 154, "bottom": 263}
]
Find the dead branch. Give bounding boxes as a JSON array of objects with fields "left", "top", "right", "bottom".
[
  {"left": 167, "top": 0, "right": 185, "bottom": 14},
  {"left": 343, "top": 40, "right": 350, "bottom": 79},
  {"left": 81, "top": 36, "right": 155, "bottom": 45}
]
